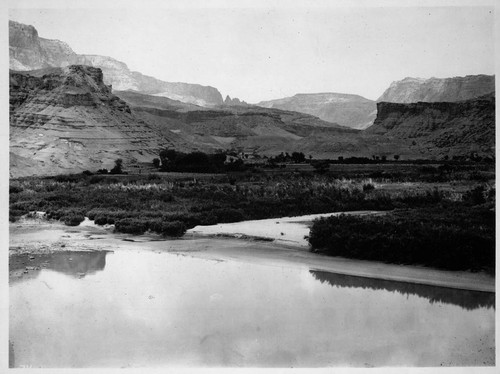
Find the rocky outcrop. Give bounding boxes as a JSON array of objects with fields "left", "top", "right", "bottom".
[
  {"left": 366, "top": 93, "right": 495, "bottom": 158},
  {"left": 223, "top": 95, "right": 249, "bottom": 106},
  {"left": 257, "top": 93, "right": 376, "bottom": 129},
  {"left": 9, "top": 20, "right": 77, "bottom": 70},
  {"left": 10, "top": 20, "right": 223, "bottom": 107},
  {"left": 9, "top": 65, "right": 178, "bottom": 177},
  {"left": 378, "top": 75, "right": 495, "bottom": 103}
]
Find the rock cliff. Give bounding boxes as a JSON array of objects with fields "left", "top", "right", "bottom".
[
  {"left": 377, "top": 75, "right": 495, "bottom": 103},
  {"left": 9, "top": 20, "right": 77, "bottom": 70},
  {"left": 366, "top": 93, "right": 495, "bottom": 158},
  {"left": 10, "top": 20, "right": 223, "bottom": 107},
  {"left": 10, "top": 65, "right": 177, "bottom": 177},
  {"left": 257, "top": 93, "right": 376, "bottom": 129}
]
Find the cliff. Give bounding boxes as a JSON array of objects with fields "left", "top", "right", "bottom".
[
  {"left": 9, "top": 20, "right": 223, "bottom": 107},
  {"left": 257, "top": 93, "right": 376, "bottom": 129},
  {"left": 10, "top": 65, "right": 177, "bottom": 177},
  {"left": 366, "top": 93, "right": 495, "bottom": 158},
  {"left": 378, "top": 75, "right": 495, "bottom": 103}
]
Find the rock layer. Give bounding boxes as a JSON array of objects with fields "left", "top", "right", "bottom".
[
  {"left": 10, "top": 66, "right": 176, "bottom": 177},
  {"left": 366, "top": 93, "right": 495, "bottom": 158},
  {"left": 378, "top": 75, "right": 495, "bottom": 103}
]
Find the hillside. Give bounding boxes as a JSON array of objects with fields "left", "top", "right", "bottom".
[
  {"left": 366, "top": 93, "right": 495, "bottom": 159},
  {"left": 257, "top": 93, "right": 377, "bottom": 130},
  {"left": 9, "top": 20, "right": 223, "bottom": 107},
  {"left": 117, "top": 90, "right": 361, "bottom": 157},
  {"left": 9, "top": 66, "right": 182, "bottom": 177},
  {"left": 378, "top": 75, "right": 495, "bottom": 103}
]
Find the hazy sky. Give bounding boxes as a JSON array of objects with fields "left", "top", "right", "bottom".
[{"left": 9, "top": 1, "right": 495, "bottom": 102}]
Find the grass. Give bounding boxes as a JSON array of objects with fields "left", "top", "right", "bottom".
[{"left": 9, "top": 163, "right": 495, "bottom": 249}]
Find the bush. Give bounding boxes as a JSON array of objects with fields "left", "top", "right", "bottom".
[
  {"left": 9, "top": 185, "right": 23, "bottom": 194},
  {"left": 308, "top": 207, "right": 494, "bottom": 274},
  {"left": 62, "top": 214, "right": 85, "bottom": 226},
  {"left": 151, "top": 220, "right": 186, "bottom": 237},
  {"left": 213, "top": 208, "right": 246, "bottom": 223},
  {"left": 115, "top": 218, "right": 148, "bottom": 234},
  {"left": 362, "top": 183, "right": 375, "bottom": 192}
]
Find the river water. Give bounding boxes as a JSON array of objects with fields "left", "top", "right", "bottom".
[{"left": 9, "top": 245, "right": 495, "bottom": 368}]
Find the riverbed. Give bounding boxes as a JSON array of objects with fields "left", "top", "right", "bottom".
[{"left": 9, "top": 216, "right": 495, "bottom": 367}]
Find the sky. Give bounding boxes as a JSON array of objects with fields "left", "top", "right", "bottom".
[{"left": 8, "top": 1, "right": 496, "bottom": 103}]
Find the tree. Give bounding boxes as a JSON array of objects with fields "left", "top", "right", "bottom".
[
  {"left": 394, "top": 155, "right": 400, "bottom": 161},
  {"left": 110, "top": 158, "right": 123, "bottom": 174},
  {"left": 153, "top": 158, "right": 160, "bottom": 168},
  {"left": 291, "top": 152, "right": 306, "bottom": 163}
]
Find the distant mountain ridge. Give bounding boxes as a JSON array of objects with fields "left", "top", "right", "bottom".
[
  {"left": 9, "top": 20, "right": 223, "bottom": 107},
  {"left": 257, "top": 93, "right": 377, "bottom": 130},
  {"left": 378, "top": 75, "right": 495, "bottom": 103}
]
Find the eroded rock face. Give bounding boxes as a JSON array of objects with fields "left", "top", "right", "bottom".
[
  {"left": 10, "top": 20, "right": 223, "bottom": 107},
  {"left": 223, "top": 95, "right": 249, "bottom": 106},
  {"left": 377, "top": 75, "right": 495, "bottom": 103},
  {"left": 10, "top": 65, "right": 175, "bottom": 177},
  {"left": 367, "top": 93, "right": 495, "bottom": 158},
  {"left": 257, "top": 93, "right": 377, "bottom": 130}
]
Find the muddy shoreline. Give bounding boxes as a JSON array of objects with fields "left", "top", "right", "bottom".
[{"left": 9, "top": 215, "right": 495, "bottom": 293}]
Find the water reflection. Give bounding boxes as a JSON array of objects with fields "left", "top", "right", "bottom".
[
  {"left": 310, "top": 270, "right": 494, "bottom": 311},
  {"left": 9, "top": 251, "right": 109, "bottom": 283}
]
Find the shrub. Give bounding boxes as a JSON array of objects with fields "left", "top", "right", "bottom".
[
  {"left": 362, "top": 183, "right": 375, "bottom": 192},
  {"left": 9, "top": 185, "right": 23, "bottom": 194},
  {"left": 463, "top": 185, "right": 486, "bottom": 205},
  {"left": 308, "top": 208, "right": 494, "bottom": 274},
  {"left": 151, "top": 220, "right": 186, "bottom": 237},
  {"left": 62, "top": 214, "right": 85, "bottom": 226},
  {"left": 213, "top": 208, "right": 246, "bottom": 223},
  {"left": 115, "top": 218, "right": 148, "bottom": 234}
]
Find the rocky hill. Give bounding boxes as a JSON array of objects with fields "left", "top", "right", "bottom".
[
  {"left": 377, "top": 75, "right": 495, "bottom": 103},
  {"left": 366, "top": 93, "right": 495, "bottom": 158},
  {"left": 9, "top": 20, "right": 223, "bottom": 107},
  {"left": 257, "top": 93, "right": 376, "bottom": 130},
  {"left": 117, "top": 90, "right": 361, "bottom": 157},
  {"left": 9, "top": 65, "right": 181, "bottom": 177}
]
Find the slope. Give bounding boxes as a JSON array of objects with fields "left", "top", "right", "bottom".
[{"left": 10, "top": 65, "right": 181, "bottom": 177}]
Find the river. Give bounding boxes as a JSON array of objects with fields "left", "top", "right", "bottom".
[{"left": 9, "top": 241, "right": 495, "bottom": 368}]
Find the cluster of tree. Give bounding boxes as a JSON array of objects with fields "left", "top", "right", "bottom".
[
  {"left": 83, "top": 159, "right": 126, "bottom": 175},
  {"left": 268, "top": 152, "right": 307, "bottom": 164},
  {"left": 332, "top": 155, "right": 400, "bottom": 163},
  {"left": 156, "top": 150, "right": 247, "bottom": 173}
]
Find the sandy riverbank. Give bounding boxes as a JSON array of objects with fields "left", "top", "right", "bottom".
[
  {"left": 9, "top": 214, "right": 495, "bottom": 293},
  {"left": 186, "top": 210, "right": 385, "bottom": 247}
]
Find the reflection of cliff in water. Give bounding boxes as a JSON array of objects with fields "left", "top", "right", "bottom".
[
  {"left": 310, "top": 270, "right": 494, "bottom": 311},
  {"left": 10, "top": 251, "right": 109, "bottom": 282}
]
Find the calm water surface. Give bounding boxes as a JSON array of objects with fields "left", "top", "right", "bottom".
[{"left": 9, "top": 245, "right": 495, "bottom": 367}]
